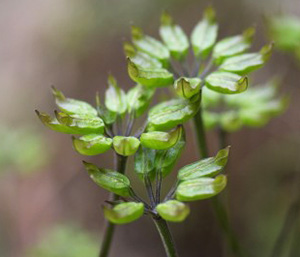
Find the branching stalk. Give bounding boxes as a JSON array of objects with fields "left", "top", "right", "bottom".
[
  {"left": 153, "top": 217, "right": 178, "bottom": 257},
  {"left": 98, "top": 154, "right": 127, "bottom": 257}
]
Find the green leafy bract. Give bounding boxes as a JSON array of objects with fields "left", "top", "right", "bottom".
[
  {"left": 147, "top": 98, "right": 200, "bottom": 131},
  {"left": 126, "top": 84, "right": 155, "bottom": 117},
  {"left": 83, "top": 162, "right": 130, "bottom": 197},
  {"left": 176, "top": 175, "right": 227, "bottom": 201},
  {"left": 104, "top": 202, "right": 144, "bottom": 224},
  {"left": 127, "top": 58, "right": 174, "bottom": 88},
  {"left": 159, "top": 12, "right": 189, "bottom": 60},
  {"left": 191, "top": 7, "right": 218, "bottom": 58},
  {"left": 156, "top": 200, "right": 190, "bottom": 222},
  {"left": 177, "top": 147, "right": 230, "bottom": 181},
  {"left": 52, "top": 87, "right": 97, "bottom": 117},
  {"left": 72, "top": 134, "right": 112, "bottom": 155},
  {"left": 113, "top": 136, "right": 140, "bottom": 156},
  {"left": 105, "top": 75, "right": 127, "bottom": 115},
  {"left": 205, "top": 71, "right": 248, "bottom": 94},
  {"left": 131, "top": 26, "right": 170, "bottom": 67}
]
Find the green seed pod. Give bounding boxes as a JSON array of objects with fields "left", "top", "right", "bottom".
[
  {"left": 205, "top": 71, "right": 248, "bottom": 94},
  {"left": 105, "top": 75, "right": 127, "bottom": 115},
  {"left": 140, "top": 125, "right": 183, "bottom": 150},
  {"left": 72, "top": 134, "right": 112, "bottom": 156},
  {"left": 131, "top": 26, "right": 170, "bottom": 67},
  {"left": 134, "top": 146, "right": 156, "bottom": 181},
  {"left": 156, "top": 200, "right": 190, "bottom": 222},
  {"left": 213, "top": 27, "right": 255, "bottom": 64},
  {"left": 159, "top": 12, "right": 189, "bottom": 60},
  {"left": 36, "top": 111, "right": 104, "bottom": 135},
  {"left": 176, "top": 175, "right": 227, "bottom": 202},
  {"left": 219, "top": 43, "right": 273, "bottom": 75},
  {"left": 191, "top": 6, "right": 218, "bottom": 58},
  {"left": 113, "top": 136, "right": 140, "bottom": 156},
  {"left": 52, "top": 87, "right": 97, "bottom": 117},
  {"left": 177, "top": 147, "right": 230, "bottom": 181},
  {"left": 127, "top": 84, "right": 155, "bottom": 117},
  {"left": 83, "top": 161, "right": 131, "bottom": 197},
  {"left": 174, "top": 77, "right": 202, "bottom": 99},
  {"left": 103, "top": 202, "right": 144, "bottom": 225},
  {"left": 147, "top": 98, "right": 199, "bottom": 131},
  {"left": 123, "top": 42, "right": 163, "bottom": 68},
  {"left": 127, "top": 58, "right": 174, "bottom": 88}
]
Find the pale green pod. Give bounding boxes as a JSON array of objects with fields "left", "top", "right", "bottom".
[
  {"left": 36, "top": 111, "right": 104, "bottom": 135},
  {"left": 134, "top": 146, "right": 156, "bottom": 181},
  {"left": 177, "top": 147, "right": 230, "bottom": 181},
  {"left": 127, "top": 58, "right": 174, "bottom": 88},
  {"left": 176, "top": 175, "right": 227, "bottom": 201},
  {"left": 156, "top": 200, "right": 190, "bottom": 222},
  {"left": 131, "top": 26, "right": 170, "bottom": 67},
  {"left": 72, "top": 134, "right": 112, "bottom": 156},
  {"left": 52, "top": 87, "right": 97, "bottom": 117},
  {"left": 113, "top": 136, "right": 140, "bottom": 156},
  {"left": 213, "top": 27, "right": 255, "bottom": 63},
  {"left": 147, "top": 98, "right": 199, "bottom": 131},
  {"left": 83, "top": 161, "right": 131, "bottom": 197},
  {"left": 174, "top": 77, "right": 202, "bottom": 99},
  {"left": 219, "top": 43, "right": 273, "bottom": 75},
  {"left": 103, "top": 202, "right": 144, "bottom": 225},
  {"left": 205, "top": 71, "right": 248, "bottom": 94},
  {"left": 191, "top": 7, "right": 218, "bottom": 58},
  {"left": 123, "top": 42, "right": 163, "bottom": 68},
  {"left": 126, "top": 84, "right": 155, "bottom": 117},
  {"left": 140, "top": 126, "right": 183, "bottom": 150},
  {"left": 159, "top": 12, "right": 189, "bottom": 60},
  {"left": 105, "top": 75, "right": 127, "bottom": 115}
]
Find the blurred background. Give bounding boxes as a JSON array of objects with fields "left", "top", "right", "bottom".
[{"left": 0, "top": 0, "right": 299, "bottom": 256}]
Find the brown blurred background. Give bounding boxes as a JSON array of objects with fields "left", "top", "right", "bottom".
[{"left": 0, "top": 0, "right": 299, "bottom": 256}]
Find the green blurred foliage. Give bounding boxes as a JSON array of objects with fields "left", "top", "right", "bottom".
[
  {"left": 0, "top": 126, "right": 49, "bottom": 175},
  {"left": 26, "top": 224, "right": 98, "bottom": 257},
  {"left": 268, "top": 15, "right": 300, "bottom": 61},
  {"left": 202, "top": 78, "right": 287, "bottom": 132}
]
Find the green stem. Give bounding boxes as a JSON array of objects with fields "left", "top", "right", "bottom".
[
  {"left": 192, "top": 103, "right": 245, "bottom": 257},
  {"left": 193, "top": 106, "right": 209, "bottom": 158},
  {"left": 153, "top": 217, "right": 178, "bottom": 257},
  {"left": 99, "top": 154, "right": 127, "bottom": 257}
]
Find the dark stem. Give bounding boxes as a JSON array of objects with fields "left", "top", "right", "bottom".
[
  {"left": 218, "top": 127, "right": 227, "bottom": 149},
  {"left": 164, "top": 181, "right": 179, "bottom": 202},
  {"left": 98, "top": 154, "right": 127, "bottom": 257},
  {"left": 199, "top": 57, "right": 213, "bottom": 78},
  {"left": 144, "top": 174, "right": 156, "bottom": 208},
  {"left": 153, "top": 217, "right": 178, "bottom": 257},
  {"left": 129, "top": 188, "right": 152, "bottom": 209},
  {"left": 125, "top": 112, "right": 135, "bottom": 136},
  {"left": 192, "top": 97, "right": 245, "bottom": 257}
]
